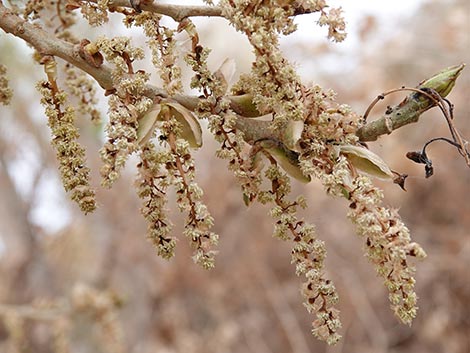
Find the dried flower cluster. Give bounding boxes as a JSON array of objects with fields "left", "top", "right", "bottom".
[
  {"left": 222, "top": 0, "right": 304, "bottom": 130},
  {"left": 126, "top": 12, "right": 183, "bottom": 96},
  {"left": 80, "top": 0, "right": 110, "bottom": 27},
  {"left": 164, "top": 124, "right": 218, "bottom": 269},
  {"left": 137, "top": 142, "right": 176, "bottom": 259},
  {"left": 64, "top": 64, "right": 102, "bottom": 123},
  {"left": 347, "top": 177, "right": 426, "bottom": 323},
  {"left": 259, "top": 164, "right": 342, "bottom": 344},
  {"left": 179, "top": 17, "right": 262, "bottom": 204}
]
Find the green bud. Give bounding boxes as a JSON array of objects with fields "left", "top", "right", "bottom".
[{"left": 418, "top": 63, "right": 465, "bottom": 97}]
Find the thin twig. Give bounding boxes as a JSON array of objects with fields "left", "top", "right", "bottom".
[{"left": 362, "top": 87, "right": 443, "bottom": 122}]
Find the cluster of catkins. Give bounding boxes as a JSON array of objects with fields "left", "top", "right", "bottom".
[{"left": 1, "top": 0, "right": 427, "bottom": 344}]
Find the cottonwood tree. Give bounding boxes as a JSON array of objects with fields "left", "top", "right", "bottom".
[{"left": 0, "top": 0, "right": 468, "bottom": 346}]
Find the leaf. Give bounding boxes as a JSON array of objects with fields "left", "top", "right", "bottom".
[
  {"left": 137, "top": 101, "right": 203, "bottom": 148},
  {"left": 137, "top": 103, "right": 162, "bottom": 146},
  {"left": 338, "top": 144, "right": 393, "bottom": 180},
  {"left": 165, "top": 101, "right": 203, "bottom": 148},
  {"left": 214, "top": 58, "right": 236, "bottom": 94},
  {"left": 283, "top": 120, "right": 304, "bottom": 151},
  {"left": 258, "top": 139, "right": 311, "bottom": 183}
]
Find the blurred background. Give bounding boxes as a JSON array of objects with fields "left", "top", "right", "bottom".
[{"left": 0, "top": 0, "right": 469, "bottom": 352}]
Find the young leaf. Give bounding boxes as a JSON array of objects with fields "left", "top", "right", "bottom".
[
  {"left": 284, "top": 120, "right": 304, "bottom": 151},
  {"left": 165, "top": 101, "right": 203, "bottom": 148},
  {"left": 214, "top": 58, "right": 236, "bottom": 94},
  {"left": 258, "top": 139, "right": 311, "bottom": 183},
  {"left": 137, "top": 103, "right": 162, "bottom": 146},
  {"left": 338, "top": 144, "right": 394, "bottom": 180}
]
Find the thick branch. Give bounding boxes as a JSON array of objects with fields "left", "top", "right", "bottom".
[
  {"left": 103, "top": 0, "right": 318, "bottom": 21},
  {"left": 0, "top": 2, "right": 173, "bottom": 102},
  {"left": 108, "top": 0, "right": 223, "bottom": 22},
  {"left": 0, "top": 4, "right": 112, "bottom": 88},
  {"left": 0, "top": 3, "right": 251, "bottom": 113},
  {"left": 235, "top": 64, "right": 466, "bottom": 143}
]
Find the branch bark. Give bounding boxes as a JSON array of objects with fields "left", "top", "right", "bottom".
[
  {"left": 100, "top": 0, "right": 318, "bottom": 21},
  {"left": 107, "top": 0, "right": 223, "bottom": 22}
]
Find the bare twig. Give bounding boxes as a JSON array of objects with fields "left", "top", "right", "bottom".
[
  {"left": 359, "top": 83, "right": 470, "bottom": 169},
  {"left": 357, "top": 64, "right": 465, "bottom": 141}
]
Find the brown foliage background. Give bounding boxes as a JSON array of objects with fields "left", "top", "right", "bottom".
[{"left": 0, "top": 0, "right": 469, "bottom": 352}]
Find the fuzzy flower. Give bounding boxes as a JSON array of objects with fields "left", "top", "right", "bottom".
[
  {"left": 179, "top": 19, "right": 262, "bottom": 203},
  {"left": 347, "top": 176, "right": 426, "bottom": 324},
  {"left": 37, "top": 68, "right": 96, "bottom": 214},
  {"left": 159, "top": 114, "right": 219, "bottom": 269},
  {"left": 0, "top": 64, "right": 13, "bottom": 105},
  {"left": 223, "top": 0, "right": 304, "bottom": 130},
  {"left": 95, "top": 37, "right": 152, "bottom": 187},
  {"left": 64, "top": 64, "right": 101, "bottom": 123},
  {"left": 298, "top": 83, "right": 425, "bottom": 326},
  {"left": 317, "top": 7, "right": 347, "bottom": 42},
  {"left": 261, "top": 164, "right": 342, "bottom": 344},
  {"left": 127, "top": 12, "right": 183, "bottom": 96},
  {"left": 136, "top": 142, "right": 176, "bottom": 260},
  {"left": 80, "top": 0, "right": 109, "bottom": 27}
]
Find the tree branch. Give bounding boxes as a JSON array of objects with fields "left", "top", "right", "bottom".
[
  {"left": 0, "top": 3, "right": 465, "bottom": 146},
  {"left": 356, "top": 64, "right": 465, "bottom": 141},
  {"left": 0, "top": 3, "right": 255, "bottom": 112},
  {"left": 235, "top": 64, "right": 466, "bottom": 143},
  {"left": 0, "top": 3, "right": 112, "bottom": 90},
  {"left": 101, "top": 0, "right": 319, "bottom": 21},
  {"left": 107, "top": 0, "right": 223, "bottom": 22}
]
